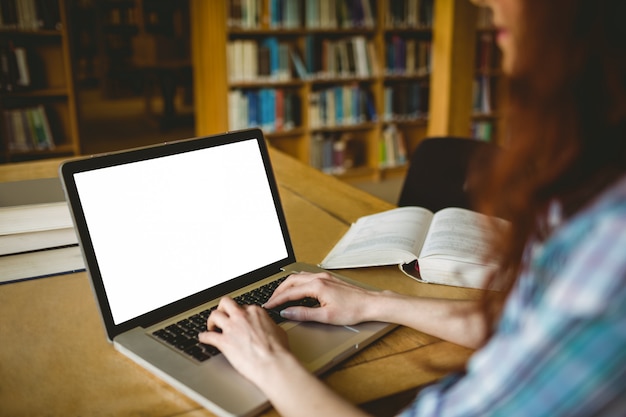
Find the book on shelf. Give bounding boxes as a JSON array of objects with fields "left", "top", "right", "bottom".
[
  {"left": 228, "top": 38, "right": 299, "bottom": 82},
  {"left": 476, "top": 6, "right": 494, "bottom": 29},
  {"left": 228, "top": 0, "right": 375, "bottom": 30},
  {"left": 383, "top": 81, "right": 428, "bottom": 121},
  {"left": 379, "top": 123, "right": 407, "bottom": 168},
  {"left": 472, "top": 120, "right": 494, "bottom": 142},
  {"left": 385, "top": 36, "right": 431, "bottom": 76},
  {"left": 290, "top": 48, "right": 309, "bottom": 79},
  {"left": 228, "top": 87, "right": 301, "bottom": 132},
  {"left": 476, "top": 31, "right": 497, "bottom": 72},
  {"left": 302, "top": 0, "right": 374, "bottom": 29},
  {"left": 310, "top": 131, "right": 365, "bottom": 175},
  {"left": 0, "top": 42, "right": 32, "bottom": 92},
  {"left": 3, "top": 105, "right": 55, "bottom": 151},
  {"left": 473, "top": 75, "right": 492, "bottom": 114},
  {"left": 385, "top": 0, "right": 434, "bottom": 28},
  {"left": 228, "top": 0, "right": 261, "bottom": 29},
  {"left": 0, "top": 0, "right": 61, "bottom": 31},
  {"left": 319, "top": 206, "right": 510, "bottom": 290},
  {"left": 304, "top": 35, "right": 378, "bottom": 79},
  {"left": 269, "top": 0, "right": 302, "bottom": 29},
  {"left": 308, "top": 84, "right": 376, "bottom": 128}
]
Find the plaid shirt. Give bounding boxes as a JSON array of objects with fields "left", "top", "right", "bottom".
[{"left": 399, "top": 174, "right": 626, "bottom": 416}]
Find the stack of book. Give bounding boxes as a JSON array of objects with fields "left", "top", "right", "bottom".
[{"left": 0, "top": 178, "right": 83, "bottom": 284}]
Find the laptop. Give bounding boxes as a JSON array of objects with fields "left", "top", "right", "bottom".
[{"left": 59, "top": 128, "right": 395, "bottom": 417}]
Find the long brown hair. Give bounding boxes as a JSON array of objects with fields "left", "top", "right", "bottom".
[{"left": 474, "top": 0, "right": 626, "bottom": 335}]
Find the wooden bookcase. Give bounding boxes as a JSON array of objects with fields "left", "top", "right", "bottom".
[
  {"left": 0, "top": 0, "right": 81, "bottom": 163},
  {"left": 191, "top": 0, "right": 481, "bottom": 181},
  {"left": 470, "top": 6, "right": 504, "bottom": 143}
]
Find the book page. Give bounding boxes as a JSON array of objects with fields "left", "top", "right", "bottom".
[
  {"left": 320, "top": 206, "right": 434, "bottom": 268},
  {"left": 419, "top": 207, "right": 499, "bottom": 264}
]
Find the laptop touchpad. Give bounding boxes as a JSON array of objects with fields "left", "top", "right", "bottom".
[{"left": 287, "top": 322, "right": 358, "bottom": 363}]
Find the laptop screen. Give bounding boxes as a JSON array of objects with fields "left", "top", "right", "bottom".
[{"left": 71, "top": 136, "right": 289, "bottom": 325}]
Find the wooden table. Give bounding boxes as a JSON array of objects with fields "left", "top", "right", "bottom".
[{"left": 0, "top": 149, "right": 479, "bottom": 416}]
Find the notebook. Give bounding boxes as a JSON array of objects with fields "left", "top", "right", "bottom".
[{"left": 59, "top": 128, "right": 395, "bottom": 417}]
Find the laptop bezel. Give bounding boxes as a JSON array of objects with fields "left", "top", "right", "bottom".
[{"left": 59, "top": 128, "right": 297, "bottom": 341}]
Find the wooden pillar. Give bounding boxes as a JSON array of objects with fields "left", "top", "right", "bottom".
[
  {"left": 190, "top": 0, "right": 229, "bottom": 136},
  {"left": 428, "top": 0, "right": 477, "bottom": 138}
]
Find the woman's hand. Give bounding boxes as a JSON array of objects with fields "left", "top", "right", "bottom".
[
  {"left": 198, "top": 294, "right": 370, "bottom": 417},
  {"left": 198, "top": 297, "right": 291, "bottom": 387},
  {"left": 263, "top": 271, "right": 380, "bottom": 325}
]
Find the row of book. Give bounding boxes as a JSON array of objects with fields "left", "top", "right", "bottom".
[
  {"left": 385, "top": 0, "right": 434, "bottom": 29},
  {"left": 472, "top": 120, "right": 494, "bottom": 142},
  {"left": 228, "top": 35, "right": 379, "bottom": 82},
  {"left": 0, "top": 42, "right": 31, "bottom": 92},
  {"left": 0, "top": 0, "right": 60, "bottom": 31},
  {"left": 304, "top": 35, "right": 378, "bottom": 79},
  {"left": 308, "top": 85, "right": 377, "bottom": 128},
  {"left": 382, "top": 82, "right": 430, "bottom": 122},
  {"left": 379, "top": 124, "right": 407, "bottom": 168},
  {"left": 299, "top": 0, "right": 375, "bottom": 29},
  {"left": 228, "top": 88, "right": 301, "bottom": 133},
  {"left": 2, "top": 105, "right": 55, "bottom": 151},
  {"left": 308, "top": 123, "right": 408, "bottom": 174},
  {"left": 228, "top": 0, "right": 376, "bottom": 29},
  {"left": 309, "top": 132, "right": 365, "bottom": 174},
  {"left": 228, "top": 38, "right": 295, "bottom": 82},
  {"left": 473, "top": 75, "right": 493, "bottom": 114},
  {"left": 385, "top": 36, "right": 431, "bottom": 76},
  {"left": 476, "top": 32, "right": 499, "bottom": 72}
]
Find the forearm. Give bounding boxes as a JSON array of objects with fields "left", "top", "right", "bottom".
[
  {"left": 255, "top": 350, "right": 368, "bottom": 417},
  {"left": 362, "top": 291, "right": 488, "bottom": 349}
]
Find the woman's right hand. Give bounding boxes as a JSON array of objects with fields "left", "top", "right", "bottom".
[{"left": 263, "top": 271, "right": 382, "bottom": 325}]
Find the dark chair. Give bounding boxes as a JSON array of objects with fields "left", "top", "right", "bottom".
[{"left": 397, "top": 137, "right": 500, "bottom": 211}]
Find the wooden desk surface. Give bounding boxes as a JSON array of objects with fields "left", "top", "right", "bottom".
[{"left": 0, "top": 149, "right": 478, "bottom": 416}]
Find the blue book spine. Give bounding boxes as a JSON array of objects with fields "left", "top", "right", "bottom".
[
  {"left": 247, "top": 90, "right": 259, "bottom": 127},
  {"left": 335, "top": 86, "right": 343, "bottom": 125},
  {"left": 262, "top": 37, "right": 280, "bottom": 78},
  {"left": 269, "top": 88, "right": 277, "bottom": 132}
]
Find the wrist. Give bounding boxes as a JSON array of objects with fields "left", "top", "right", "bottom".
[{"left": 359, "top": 289, "right": 402, "bottom": 323}]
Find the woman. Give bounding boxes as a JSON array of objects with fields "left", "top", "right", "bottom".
[{"left": 199, "top": 0, "right": 626, "bottom": 415}]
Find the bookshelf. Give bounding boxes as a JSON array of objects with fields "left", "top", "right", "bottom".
[
  {"left": 191, "top": 0, "right": 481, "bottom": 181},
  {"left": 471, "top": 6, "right": 504, "bottom": 143},
  {"left": 0, "top": 0, "right": 80, "bottom": 163}
]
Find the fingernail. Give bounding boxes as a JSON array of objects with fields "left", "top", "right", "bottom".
[{"left": 279, "top": 309, "right": 293, "bottom": 319}]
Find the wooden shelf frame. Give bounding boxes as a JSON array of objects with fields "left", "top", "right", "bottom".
[{"left": 191, "top": 0, "right": 486, "bottom": 180}]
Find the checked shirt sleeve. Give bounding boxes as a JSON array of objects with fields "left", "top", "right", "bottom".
[{"left": 397, "top": 202, "right": 626, "bottom": 417}]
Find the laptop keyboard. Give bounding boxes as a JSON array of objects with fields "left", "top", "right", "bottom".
[{"left": 151, "top": 276, "right": 318, "bottom": 362}]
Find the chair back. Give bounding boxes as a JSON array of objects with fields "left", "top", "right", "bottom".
[{"left": 397, "top": 137, "right": 499, "bottom": 211}]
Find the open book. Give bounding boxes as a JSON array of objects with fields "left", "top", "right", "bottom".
[{"left": 319, "top": 206, "right": 509, "bottom": 290}]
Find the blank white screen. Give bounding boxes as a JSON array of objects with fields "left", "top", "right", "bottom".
[{"left": 74, "top": 139, "right": 288, "bottom": 324}]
